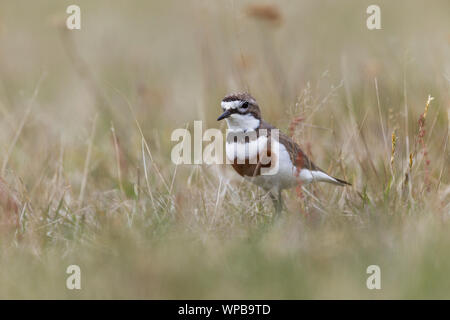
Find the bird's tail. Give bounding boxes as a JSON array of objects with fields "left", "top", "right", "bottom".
[
  {"left": 311, "top": 170, "right": 352, "bottom": 186},
  {"left": 308, "top": 169, "right": 352, "bottom": 186},
  {"left": 330, "top": 176, "right": 352, "bottom": 186}
]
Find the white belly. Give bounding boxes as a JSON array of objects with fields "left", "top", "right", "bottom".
[
  {"left": 226, "top": 138, "right": 337, "bottom": 193},
  {"left": 246, "top": 140, "right": 299, "bottom": 192},
  {"left": 226, "top": 137, "right": 300, "bottom": 192}
]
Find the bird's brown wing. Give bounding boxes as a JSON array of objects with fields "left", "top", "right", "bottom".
[
  {"left": 255, "top": 120, "right": 351, "bottom": 185},
  {"left": 278, "top": 132, "right": 319, "bottom": 171},
  {"left": 258, "top": 120, "right": 319, "bottom": 171}
]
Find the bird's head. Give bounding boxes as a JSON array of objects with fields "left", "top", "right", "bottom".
[{"left": 217, "top": 92, "right": 261, "bottom": 131}]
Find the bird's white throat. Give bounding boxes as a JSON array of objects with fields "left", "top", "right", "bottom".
[{"left": 225, "top": 113, "right": 260, "bottom": 132}]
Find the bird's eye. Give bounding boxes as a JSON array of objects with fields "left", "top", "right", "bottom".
[{"left": 241, "top": 102, "right": 249, "bottom": 109}]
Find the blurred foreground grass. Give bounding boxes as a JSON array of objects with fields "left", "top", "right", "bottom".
[{"left": 0, "top": 0, "right": 449, "bottom": 298}]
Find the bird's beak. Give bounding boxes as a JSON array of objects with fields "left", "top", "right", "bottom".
[{"left": 217, "top": 110, "right": 231, "bottom": 121}]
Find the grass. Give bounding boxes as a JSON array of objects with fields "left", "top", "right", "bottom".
[{"left": 0, "top": 0, "right": 449, "bottom": 299}]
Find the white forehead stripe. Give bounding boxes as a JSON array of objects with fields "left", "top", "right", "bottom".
[{"left": 221, "top": 101, "right": 242, "bottom": 110}]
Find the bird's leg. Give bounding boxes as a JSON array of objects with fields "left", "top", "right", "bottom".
[
  {"left": 270, "top": 190, "right": 283, "bottom": 216},
  {"left": 277, "top": 189, "right": 284, "bottom": 213}
]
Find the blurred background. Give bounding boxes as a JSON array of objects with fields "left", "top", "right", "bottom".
[{"left": 0, "top": 0, "right": 448, "bottom": 299}]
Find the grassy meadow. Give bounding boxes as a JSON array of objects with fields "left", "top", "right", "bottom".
[{"left": 0, "top": 0, "right": 449, "bottom": 299}]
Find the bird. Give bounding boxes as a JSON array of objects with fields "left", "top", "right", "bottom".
[{"left": 217, "top": 92, "right": 351, "bottom": 213}]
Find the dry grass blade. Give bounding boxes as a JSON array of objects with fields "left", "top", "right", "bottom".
[
  {"left": 1, "top": 73, "right": 46, "bottom": 176},
  {"left": 78, "top": 114, "right": 98, "bottom": 206}
]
